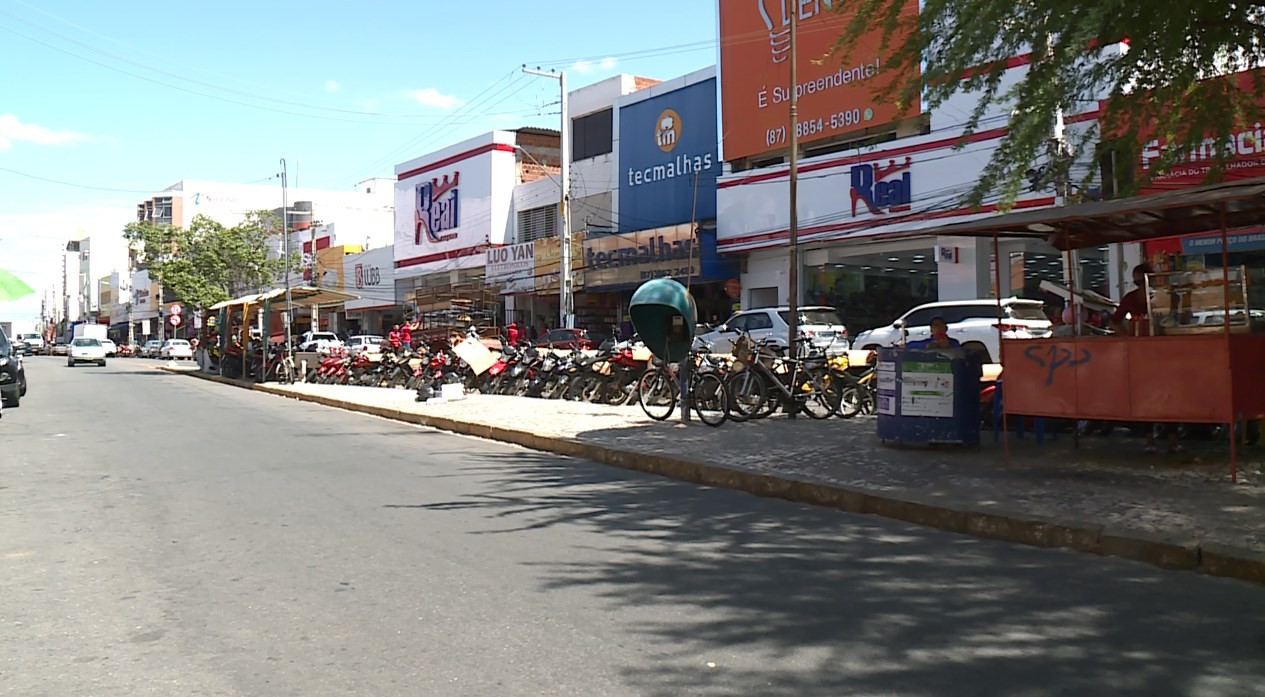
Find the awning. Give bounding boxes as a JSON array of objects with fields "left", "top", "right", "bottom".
[
  {"left": 208, "top": 286, "right": 360, "bottom": 311},
  {"left": 883, "top": 176, "right": 1265, "bottom": 250}
]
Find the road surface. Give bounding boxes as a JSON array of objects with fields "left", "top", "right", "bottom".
[{"left": 3, "top": 357, "right": 1264, "bottom": 696}]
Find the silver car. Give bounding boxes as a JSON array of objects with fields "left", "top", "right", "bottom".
[{"left": 67, "top": 337, "right": 108, "bottom": 367}]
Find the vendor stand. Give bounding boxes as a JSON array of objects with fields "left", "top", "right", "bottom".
[
  {"left": 209, "top": 286, "right": 359, "bottom": 381},
  {"left": 888, "top": 177, "right": 1265, "bottom": 481}
]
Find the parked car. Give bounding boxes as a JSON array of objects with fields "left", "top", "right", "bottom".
[
  {"left": 67, "top": 337, "right": 108, "bottom": 367},
  {"left": 17, "top": 333, "right": 45, "bottom": 353},
  {"left": 51, "top": 340, "right": 70, "bottom": 356},
  {"left": 534, "top": 328, "right": 604, "bottom": 351},
  {"left": 851, "top": 298, "right": 1052, "bottom": 363},
  {"left": 100, "top": 339, "right": 118, "bottom": 357},
  {"left": 298, "top": 331, "right": 344, "bottom": 352},
  {"left": 694, "top": 306, "right": 848, "bottom": 355},
  {"left": 141, "top": 339, "right": 163, "bottom": 358},
  {"left": 345, "top": 335, "right": 384, "bottom": 354},
  {"left": 12, "top": 339, "right": 30, "bottom": 356},
  {"left": 159, "top": 339, "right": 194, "bottom": 360},
  {"left": 0, "top": 327, "right": 27, "bottom": 407}
]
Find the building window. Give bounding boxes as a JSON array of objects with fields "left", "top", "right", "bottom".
[
  {"left": 572, "top": 108, "right": 613, "bottom": 161},
  {"left": 517, "top": 205, "right": 557, "bottom": 242}
]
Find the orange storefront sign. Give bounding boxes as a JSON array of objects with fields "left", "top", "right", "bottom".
[{"left": 719, "top": 0, "right": 919, "bottom": 162}]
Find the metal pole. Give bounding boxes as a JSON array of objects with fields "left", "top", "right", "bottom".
[
  {"left": 281, "top": 158, "right": 293, "bottom": 362},
  {"left": 785, "top": 6, "right": 800, "bottom": 418},
  {"left": 523, "top": 66, "right": 573, "bottom": 331},
  {"left": 559, "top": 69, "right": 573, "bottom": 330}
]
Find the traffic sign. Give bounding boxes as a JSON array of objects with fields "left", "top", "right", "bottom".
[
  {"left": 169, "top": 314, "right": 182, "bottom": 327},
  {"left": 170, "top": 303, "right": 183, "bottom": 316}
]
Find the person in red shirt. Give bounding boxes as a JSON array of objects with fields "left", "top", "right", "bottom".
[
  {"left": 399, "top": 322, "right": 413, "bottom": 353},
  {"left": 1110, "top": 263, "right": 1152, "bottom": 335},
  {"left": 387, "top": 324, "right": 402, "bottom": 351},
  {"left": 1110, "top": 262, "right": 1182, "bottom": 454},
  {"left": 506, "top": 321, "right": 520, "bottom": 346}
]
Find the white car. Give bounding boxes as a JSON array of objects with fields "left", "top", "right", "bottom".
[
  {"left": 298, "top": 331, "right": 344, "bottom": 353},
  {"left": 67, "top": 337, "right": 108, "bottom": 367},
  {"left": 345, "top": 335, "right": 384, "bottom": 354},
  {"left": 851, "top": 298, "right": 1052, "bottom": 363},
  {"left": 17, "top": 333, "right": 45, "bottom": 352},
  {"left": 694, "top": 306, "right": 848, "bottom": 355},
  {"left": 100, "top": 339, "right": 118, "bottom": 357},
  {"left": 160, "top": 339, "right": 194, "bottom": 360}
]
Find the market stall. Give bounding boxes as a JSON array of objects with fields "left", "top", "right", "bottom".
[
  {"left": 887, "top": 177, "right": 1265, "bottom": 480},
  {"left": 208, "top": 286, "right": 359, "bottom": 380}
]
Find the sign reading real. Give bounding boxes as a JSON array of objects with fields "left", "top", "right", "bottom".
[{"left": 617, "top": 77, "right": 719, "bottom": 232}]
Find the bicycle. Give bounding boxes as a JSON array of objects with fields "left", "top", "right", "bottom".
[
  {"left": 724, "top": 330, "right": 839, "bottom": 421},
  {"left": 637, "top": 345, "right": 729, "bottom": 427},
  {"left": 829, "top": 352, "right": 877, "bottom": 418}
]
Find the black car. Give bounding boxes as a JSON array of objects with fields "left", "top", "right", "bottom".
[
  {"left": 0, "top": 327, "right": 27, "bottom": 408},
  {"left": 12, "top": 339, "right": 30, "bottom": 356}
]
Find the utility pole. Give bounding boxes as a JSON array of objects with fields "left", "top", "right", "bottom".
[
  {"left": 281, "top": 159, "right": 294, "bottom": 360},
  {"left": 523, "top": 65, "right": 573, "bottom": 330},
  {"left": 785, "top": 6, "right": 801, "bottom": 418}
]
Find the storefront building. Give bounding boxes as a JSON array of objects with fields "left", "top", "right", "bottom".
[
  {"left": 394, "top": 130, "right": 561, "bottom": 329},
  {"left": 342, "top": 246, "right": 395, "bottom": 335},
  {"left": 393, "top": 131, "right": 517, "bottom": 320},
  {"left": 714, "top": 2, "right": 1128, "bottom": 334},
  {"left": 600, "top": 66, "right": 735, "bottom": 332}
]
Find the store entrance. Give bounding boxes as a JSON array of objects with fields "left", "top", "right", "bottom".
[{"left": 804, "top": 248, "right": 938, "bottom": 335}]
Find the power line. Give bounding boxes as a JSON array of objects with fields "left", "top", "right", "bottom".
[{"left": 0, "top": 166, "right": 160, "bottom": 193}]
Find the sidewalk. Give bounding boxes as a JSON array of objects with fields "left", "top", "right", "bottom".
[{"left": 168, "top": 366, "right": 1265, "bottom": 584}]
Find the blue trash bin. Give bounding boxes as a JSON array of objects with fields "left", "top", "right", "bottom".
[{"left": 875, "top": 347, "right": 982, "bottom": 446}]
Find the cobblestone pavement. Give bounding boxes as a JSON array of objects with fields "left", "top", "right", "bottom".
[{"left": 263, "top": 381, "right": 1265, "bottom": 552}]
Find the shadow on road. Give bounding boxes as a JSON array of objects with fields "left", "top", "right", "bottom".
[{"left": 387, "top": 450, "right": 1265, "bottom": 696}]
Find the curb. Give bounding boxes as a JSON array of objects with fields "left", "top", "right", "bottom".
[{"left": 162, "top": 366, "right": 1265, "bottom": 587}]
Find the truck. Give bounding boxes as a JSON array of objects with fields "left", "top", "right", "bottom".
[{"left": 73, "top": 324, "right": 108, "bottom": 341}]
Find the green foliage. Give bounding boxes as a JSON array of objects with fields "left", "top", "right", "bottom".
[
  {"left": 832, "top": 0, "right": 1265, "bottom": 204},
  {"left": 123, "top": 210, "right": 294, "bottom": 311}
]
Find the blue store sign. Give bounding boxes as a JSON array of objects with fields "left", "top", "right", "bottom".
[
  {"left": 617, "top": 78, "right": 718, "bottom": 232},
  {"left": 1181, "top": 230, "right": 1265, "bottom": 255}
]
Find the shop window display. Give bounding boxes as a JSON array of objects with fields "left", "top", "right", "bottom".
[{"left": 805, "top": 255, "right": 937, "bottom": 333}]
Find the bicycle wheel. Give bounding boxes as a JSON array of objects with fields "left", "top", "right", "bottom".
[
  {"left": 692, "top": 372, "right": 728, "bottom": 427},
  {"left": 837, "top": 385, "right": 864, "bottom": 418},
  {"left": 725, "top": 369, "right": 765, "bottom": 422},
  {"left": 638, "top": 368, "right": 677, "bottom": 421},
  {"left": 800, "top": 367, "right": 841, "bottom": 420}
]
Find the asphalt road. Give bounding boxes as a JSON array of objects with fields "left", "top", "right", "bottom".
[{"left": 4, "top": 357, "right": 1265, "bottom": 697}]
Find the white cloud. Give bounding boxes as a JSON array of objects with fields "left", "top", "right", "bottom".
[
  {"left": 325, "top": 80, "right": 341, "bottom": 93},
  {"left": 571, "top": 57, "right": 618, "bottom": 74},
  {"left": 0, "top": 113, "right": 96, "bottom": 151},
  {"left": 408, "top": 88, "right": 464, "bottom": 110}
]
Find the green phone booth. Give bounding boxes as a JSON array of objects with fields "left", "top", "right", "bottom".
[{"left": 629, "top": 278, "right": 698, "bottom": 362}]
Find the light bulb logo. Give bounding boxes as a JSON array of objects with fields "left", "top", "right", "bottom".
[{"left": 757, "top": 0, "right": 792, "bottom": 63}]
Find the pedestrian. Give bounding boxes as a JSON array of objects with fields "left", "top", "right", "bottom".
[
  {"left": 399, "top": 322, "right": 413, "bottom": 354},
  {"left": 387, "top": 324, "right": 402, "bottom": 352},
  {"left": 507, "top": 321, "right": 520, "bottom": 346},
  {"left": 1111, "top": 263, "right": 1183, "bottom": 455}
]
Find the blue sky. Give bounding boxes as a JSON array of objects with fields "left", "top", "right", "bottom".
[{"left": 0, "top": 0, "right": 719, "bottom": 324}]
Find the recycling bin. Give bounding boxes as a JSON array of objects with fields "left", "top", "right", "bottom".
[{"left": 875, "top": 347, "right": 982, "bottom": 446}]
